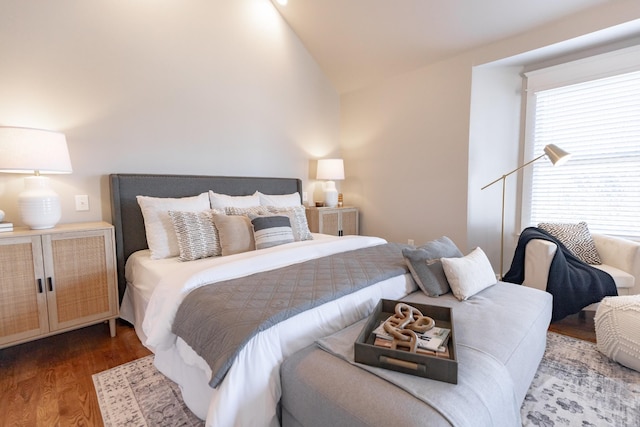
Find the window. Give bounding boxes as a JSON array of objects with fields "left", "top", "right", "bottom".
[{"left": 522, "top": 46, "right": 640, "bottom": 238}]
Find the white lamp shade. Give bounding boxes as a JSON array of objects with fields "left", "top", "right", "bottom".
[
  {"left": 0, "top": 126, "right": 72, "bottom": 229},
  {"left": 316, "top": 159, "right": 344, "bottom": 180},
  {"left": 0, "top": 127, "right": 72, "bottom": 174}
]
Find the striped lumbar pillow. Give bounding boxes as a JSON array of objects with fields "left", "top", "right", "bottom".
[
  {"left": 267, "top": 205, "right": 313, "bottom": 241},
  {"left": 250, "top": 215, "right": 295, "bottom": 250}
]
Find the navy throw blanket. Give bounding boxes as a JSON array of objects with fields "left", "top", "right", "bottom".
[{"left": 503, "top": 227, "right": 617, "bottom": 322}]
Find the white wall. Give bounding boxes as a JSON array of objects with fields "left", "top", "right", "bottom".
[
  {"left": 467, "top": 66, "right": 523, "bottom": 274},
  {"left": 0, "top": 0, "right": 340, "bottom": 226},
  {"left": 341, "top": 0, "right": 640, "bottom": 271},
  {"left": 340, "top": 56, "right": 472, "bottom": 246}
]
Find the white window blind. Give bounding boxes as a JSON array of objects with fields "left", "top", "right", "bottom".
[{"left": 528, "top": 70, "right": 640, "bottom": 238}]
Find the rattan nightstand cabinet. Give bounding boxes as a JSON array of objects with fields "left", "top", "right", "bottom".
[
  {"left": 0, "top": 222, "right": 119, "bottom": 349},
  {"left": 305, "top": 207, "right": 358, "bottom": 236}
]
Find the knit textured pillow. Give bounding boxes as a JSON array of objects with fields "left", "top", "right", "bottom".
[
  {"left": 267, "top": 205, "right": 313, "bottom": 241},
  {"left": 168, "top": 209, "right": 225, "bottom": 261},
  {"left": 538, "top": 221, "right": 602, "bottom": 265},
  {"left": 225, "top": 206, "right": 272, "bottom": 216}
]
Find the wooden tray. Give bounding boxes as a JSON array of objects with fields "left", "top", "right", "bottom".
[{"left": 354, "top": 299, "right": 458, "bottom": 384}]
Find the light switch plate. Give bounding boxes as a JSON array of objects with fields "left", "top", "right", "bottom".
[{"left": 75, "top": 195, "right": 89, "bottom": 211}]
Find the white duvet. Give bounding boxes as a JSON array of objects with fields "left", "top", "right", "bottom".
[{"left": 135, "top": 235, "right": 416, "bottom": 426}]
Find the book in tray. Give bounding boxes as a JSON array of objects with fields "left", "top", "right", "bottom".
[
  {"left": 372, "top": 318, "right": 451, "bottom": 353},
  {"left": 0, "top": 222, "right": 13, "bottom": 232}
]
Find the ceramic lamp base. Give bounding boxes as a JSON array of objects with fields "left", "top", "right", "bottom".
[
  {"left": 19, "top": 176, "right": 61, "bottom": 229},
  {"left": 323, "top": 180, "right": 338, "bottom": 208}
]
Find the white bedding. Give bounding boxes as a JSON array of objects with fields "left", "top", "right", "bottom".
[{"left": 123, "top": 234, "right": 417, "bottom": 427}]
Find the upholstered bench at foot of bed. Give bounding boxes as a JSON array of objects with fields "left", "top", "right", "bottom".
[
  {"left": 280, "top": 283, "right": 553, "bottom": 427},
  {"left": 281, "top": 344, "right": 450, "bottom": 427}
]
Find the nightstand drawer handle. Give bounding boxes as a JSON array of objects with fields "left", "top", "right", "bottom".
[
  {"left": 37, "top": 278, "right": 43, "bottom": 293},
  {"left": 47, "top": 277, "right": 53, "bottom": 292}
]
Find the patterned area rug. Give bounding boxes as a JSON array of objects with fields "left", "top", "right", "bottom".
[
  {"left": 93, "top": 332, "right": 640, "bottom": 426},
  {"left": 92, "top": 355, "right": 203, "bottom": 426},
  {"left": 521, "top": 332, "right": 640, "bottom": 426}
]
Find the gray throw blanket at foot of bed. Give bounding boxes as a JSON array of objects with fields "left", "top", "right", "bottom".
[
  {"left": 316, "top": 319, "right": 521, "bottom": 427},
  {"left": 172, "top": 242, "right": 410, "bottom": 387},
  {"left": 503, "top": 227, "right": 617, "bottom": 322}
]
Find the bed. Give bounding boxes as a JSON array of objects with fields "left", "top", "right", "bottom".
[{"left": 109, "top": 173, "right": 417, "bottom": 427}]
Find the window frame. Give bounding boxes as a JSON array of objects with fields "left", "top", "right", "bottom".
[{"left": 520, "top": 45, "right": 640, "bottom": 238}]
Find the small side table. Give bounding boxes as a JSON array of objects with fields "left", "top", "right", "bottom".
[{"left": 305, "top": 206, "right": 358, "bottom": 236}]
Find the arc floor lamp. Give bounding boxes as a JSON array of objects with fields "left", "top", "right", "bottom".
[{"left": 481, "top": 144, "right": 571, "bottom": 278}]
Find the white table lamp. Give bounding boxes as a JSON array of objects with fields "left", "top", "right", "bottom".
[
  {"left": 316, "top": 158, "right": 344, "bottom": 208},
  {"left": 0, "top": 127, "right": 73, "bottom": 229}
]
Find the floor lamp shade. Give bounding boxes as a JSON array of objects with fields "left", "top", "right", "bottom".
[
  {"left": 316, "top": 158, "right": 344, "bottom": 208},
  {"left": 544, "top": 144, "right": 571, "bottom": 166},
  {"left": 0, "top": 127, "right": 73, "bottom": 229},
  {"left": 481, "top": 144, "right": 571, "bottom": 278}
]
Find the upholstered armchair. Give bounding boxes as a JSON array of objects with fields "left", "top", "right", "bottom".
[{"left": 523, "top": 233, "right": 640, "bottom": 310}]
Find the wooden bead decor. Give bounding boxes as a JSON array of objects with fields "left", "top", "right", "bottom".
[{"left": 382, "top": 302, "right": 435, "bottom": 353}]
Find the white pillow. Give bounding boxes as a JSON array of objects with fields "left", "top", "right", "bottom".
[
  {"left": 209, "top": 191, "right": 260, "bottom": 209},
  {"left": 441, "top": 247, "right": 496, "bottom": 301},
  {"left": 136, "top": 193, "right": 210, "bottom": 259},
  {"left": 256, "top": 191, "right": 302, "bottom": 207}
]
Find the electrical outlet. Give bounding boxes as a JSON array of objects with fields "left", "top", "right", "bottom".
[
  {"left": 408, "top": 239, "right": 415, "bottom": 246},
  {"left": 75, "top": 195, "right": 89, "bottom": 211},
  {"left": 302, "top": 191, "right": 308, "bottom": 202}
]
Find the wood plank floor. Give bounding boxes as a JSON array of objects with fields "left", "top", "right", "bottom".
[
  {"left": 549, "top": 310, "right": 597, "bottom": 343},
  {"left": 0, "top": 313, "right": 596, "bottom": 427},
  {"left": 0, "top": 320, "right": 151, "bottom": 427}
]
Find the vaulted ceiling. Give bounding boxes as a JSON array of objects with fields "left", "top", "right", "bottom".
[{"left": 272, "top": 0, "right": 614, "bottom": 93}]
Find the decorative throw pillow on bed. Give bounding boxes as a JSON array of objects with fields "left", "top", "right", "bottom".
[
  {"left": 225, "top": 206, "right": 271, "bottom": 216},
  {"left": 255, "top": 191, "right": 302, "bottom": 207},
  {"left": 212, "top": 213, "right": 255, "bottom": 256},
  {"left": 538, "top": 221, "right": 602, "bottom": 265},
  {"left": 136, "top": 193, "right": 210, "bottom": 259},
  {"left": 402, "top": 236, "right": 463, "bottom": 297},
  {"left": 250, "top": 214, "right": 295, "bottom": 250},
  {"left": 224, "top": 206, "right": 312, "bottom": 241},
  {"left": 267, "top": 206, "right": 313, "bottom": 241},
  {"left": 168, "top": 209, "right": 224, "bottom": 261},
  {"left": 441, "top": 247, "right": 496, "bottom": 301},
  {"left": 209, "top": 191, "right": 261, "bottom": 209}
]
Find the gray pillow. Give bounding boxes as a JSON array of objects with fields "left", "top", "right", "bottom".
[{"left": 402, "top": 236, "right": 463, "bottom": 297}]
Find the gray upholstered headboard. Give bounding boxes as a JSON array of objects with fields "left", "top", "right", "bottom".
[{"left": 109, "top": 173, "right": 302, "bottom": 300}]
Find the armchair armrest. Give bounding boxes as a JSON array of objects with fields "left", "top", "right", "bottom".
[
  {"left": 523, "top": 239, "right": 557, "bottom": 291},
  {"left": 592, "top": 233, "right": 640, "bottom": 295}
]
